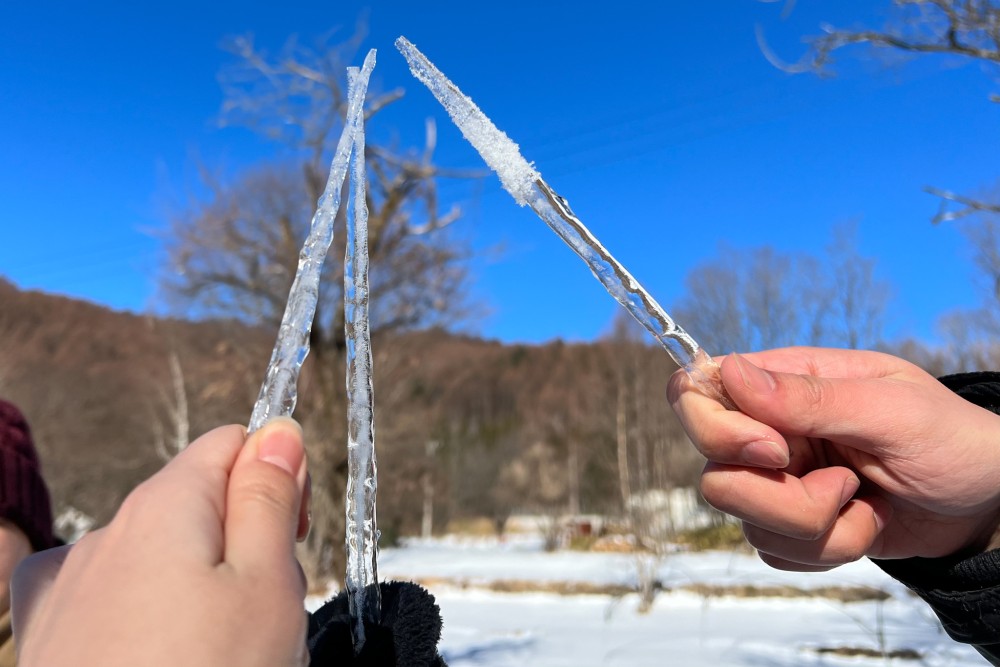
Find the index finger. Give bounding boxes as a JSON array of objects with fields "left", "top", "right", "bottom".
[
  {"left": 668, "top": 366, "right": 790, "bottom": 469},
  {"left": 125, "top": 425, "right": 246, "bottom": 565}
]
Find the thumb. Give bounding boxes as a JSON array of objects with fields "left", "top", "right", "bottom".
[
  {"left": 224, "top": 417, "right": 308, "bottom": 574},
  {"left": 721, "top": 352, "right": 905, "bottom": 449}
]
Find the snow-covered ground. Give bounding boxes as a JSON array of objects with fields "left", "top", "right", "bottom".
[{"left": 347, "top": 536, "right": 985, "bottom": 666}]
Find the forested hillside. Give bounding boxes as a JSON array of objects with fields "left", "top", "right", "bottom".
[{"left": 0, "top": 279, "right": 702, "bottom": 539}]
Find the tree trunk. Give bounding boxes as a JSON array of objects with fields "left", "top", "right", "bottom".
[
  {"left": 616, "top": 375, "right": 631, "bottom": 516},
  {"left": 567, "top": 437, "right": 580, "bottom": 516}
]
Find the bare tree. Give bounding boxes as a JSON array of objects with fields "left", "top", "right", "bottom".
[
  {"left": 161, "top": 28, "right": 476, "bottom": 583},
  {"left": 605, "top": 314, "right": 648, "bottom": 517},
  {"left": 150, "top": 349, "right": 190, "bottom": 463},
  {"left": 768, "top": 1, "right": 1000, "bottom": 81},
  {"left": 601, "top": 312, "right": 708, "bottom": 611},
  {"left": 930, "top": 205, "right": 1000, "bottom": 360},
  {"left": 827, "top": 222, "right": 891, "bottom": 350},
  {"left": 927, "top": 186, "right": 1000, "bottom": 224},
  {"left": 759, "top": 0, "right": 1000, "bottom": 221},
  {"left": 761, "top": 1, "right": 1000, "bottom": 357},
  {"left": 674, "top": 226, "right": 890, "bottom": 354},
  {"left": 674, "top": 245, "right": 818, "bottom": 354}
]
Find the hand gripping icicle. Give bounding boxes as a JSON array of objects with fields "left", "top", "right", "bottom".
[
  {"left": 395, "top": 37, "right": 734, "bottom": 408},
  {"left": 245, "top": 48, "right": 382, "bottom": 654},
  {"left": 244, "top": 47, "right": 452, "bottom": 664}
]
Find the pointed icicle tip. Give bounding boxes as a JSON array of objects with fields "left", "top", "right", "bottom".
[{"left": 393, "top": 35, "right": 539, "bottom": 206}]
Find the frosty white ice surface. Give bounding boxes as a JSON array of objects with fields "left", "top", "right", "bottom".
[
  {"left": 394, "top": 37, "right": 538, "bottom": 206},
  {"left": 247, "top": 49, "right": 377, "bottom": 434},
  {"left": 395, "top": 37, "right": 730, "bottom": 406},
  {"left": 343, "top": 65, "right": 380, "bottom": 652}
]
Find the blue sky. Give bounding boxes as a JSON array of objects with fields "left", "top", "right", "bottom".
[{"left": 1, "top": 1, "right": 997, "bottom": 346}]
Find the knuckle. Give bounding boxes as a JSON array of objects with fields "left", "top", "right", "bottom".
[
  {"left": 798, "top": 375, "right": 829, "bottom": 414},
  {"left": 699, "top": 469, "right": 737, "bottom": 515},
  {"left": 115, "top": 480, "right": 158, "bottom": 521},
  {"left": 791, "top": 513, "right": 829, "bottom": 541},
  {"left": 233, "top": 475, "right": 296, "bottom": 518}
]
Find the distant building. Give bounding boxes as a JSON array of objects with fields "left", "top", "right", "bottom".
[{"left": 628, "top": 487, "right": 715, "bottom": 534}]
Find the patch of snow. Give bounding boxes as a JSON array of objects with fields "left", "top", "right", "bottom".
[{"left": 361, "top": 538, "right": 984, "bottom": 666}]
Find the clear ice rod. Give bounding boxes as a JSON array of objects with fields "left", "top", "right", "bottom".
[
  {"left": 247, "top": 50, "right": 377, "bottom": 433},
  {"left": 395, "top": 37, "right": 731, "bottom": 406},
  {"left": 344, "top": 65, "right": 380, "bottom": 652}
]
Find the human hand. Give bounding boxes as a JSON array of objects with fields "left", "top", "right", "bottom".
[
  {"left": 11, "top": 418, "right": 311, "bottom": 667},
  {"left": 668, "top": 348, "right": 1000, "bottom": 571}
]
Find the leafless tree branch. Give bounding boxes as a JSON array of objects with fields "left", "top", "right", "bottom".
[
  {"left": 759, "top": 1, "right": 1000, "bottom": 93},
  {"left": 759, "top": 2, "right": 1000, "bottom": 229},
  {"left": 926, "top": 185, "right": 1000, "bottom": 223}
]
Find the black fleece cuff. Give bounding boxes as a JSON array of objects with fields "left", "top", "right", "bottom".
[
  {"left": 307, "top": 580, "right": 448, "bottom": 667},
  {"left": 872, "top": 550, "right": 1000, "bottom": 647}
]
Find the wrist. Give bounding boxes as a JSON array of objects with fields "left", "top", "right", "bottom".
[
  {"left": 960, "top": 505, "right": 1000, "bottom": 556},
  {"left": 938, "top": 371, "right": 1000, "bottom": 557},
  {"left": 986, "top": 523, "right": 1000, "bottom": 553}
]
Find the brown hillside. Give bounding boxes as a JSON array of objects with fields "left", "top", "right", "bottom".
[
  {"left": 0, "top": 278, "right": 271, "bottom": 523},
  {"left": 0, "top": 279, "right": 702, "bottom": 537}
]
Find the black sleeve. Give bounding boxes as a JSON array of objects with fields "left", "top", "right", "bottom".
[
  {"left": 871, "top": 371, "right": 1000, "bottom": 666},
  {"left": 873, "top": 550, "right": 1000, "bottom": 665}
]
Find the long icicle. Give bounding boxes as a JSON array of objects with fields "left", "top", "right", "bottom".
[
  {"left": 395, "top": 37, "right": 732, "bottom": 407},
  {"left": 343, "top": 63, "right": 380, "bottom": 653},
  {"left": 247, "top": 49, "right": 377, "bottom": 434}
]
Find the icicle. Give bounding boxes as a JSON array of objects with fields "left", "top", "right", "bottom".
[
  {"left": 395, "top": 37, "right": 731, "bottom": 407},
  {"left": 247, "top": 49, "right": 377, "bottom": 434},
  {"left": 343, "top": 63, "right": 380, "bottom": 653}
]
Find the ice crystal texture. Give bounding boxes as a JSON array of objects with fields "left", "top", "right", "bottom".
[
  {"left": 247, "top": 49, "right": 377, "bottom": 433},
  {"left": 343, "top": 65, "right": 380, "bottom": 652},
  {"left": 395, "top": 37, "right": 729, "bottom": 405},
  {"left": 395, "top": 37, "right": 538, "bottom": 205}
]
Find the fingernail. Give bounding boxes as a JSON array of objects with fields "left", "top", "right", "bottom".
[
  {"left": 258, "top": 420, "right": 305, "bottom": 477},
  {"left": 840, "top": 476, "right": 860, "bottom": 507},
  {"left": 731, "top": 353, "right": 776, "bottom": 394},
  {"left": 740, "top": 440, "right": 789, "bottom": 468}
]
